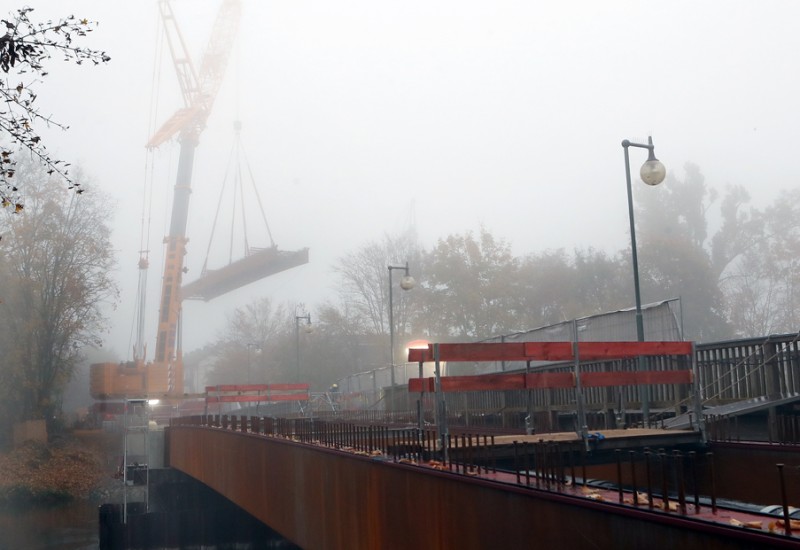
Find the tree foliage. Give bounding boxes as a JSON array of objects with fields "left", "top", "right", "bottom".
[
  {"left": 517, "top": 248, "right": 629, "bottom": 329},
  {"left": 0, "top": 160, "right": 116, "bottom": 431},
  {"left": 204, "top": 298, "right": 373, "bottom": 391},
  {"left": 0, "top": 7, "right": 110, "bottom": 207},
  {"left": 418, "top": 227, "right": 518, "bottom": 338}
]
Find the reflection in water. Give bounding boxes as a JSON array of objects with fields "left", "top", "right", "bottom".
[{"left": 0, "top": 500, "right": 98, "bottom": 550}]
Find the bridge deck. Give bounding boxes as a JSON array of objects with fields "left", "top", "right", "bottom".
[
  {"left": 166, "top": 420, "right": 799, "bottom": 549},
  {"left": 491, "top": 427, "right": 703, "bottom": 445},
  {"left": 665, "top": 393, "right": 800, "bottom": 430}
]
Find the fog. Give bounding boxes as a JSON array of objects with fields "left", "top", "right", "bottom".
[{"left": 27, "top": 0, "right": 800, "bottom": 358}]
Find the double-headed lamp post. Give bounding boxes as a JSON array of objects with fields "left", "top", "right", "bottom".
[
  {"left": 622, "top": 135, "right": 666, "bottom": 426},
  {"left": 295, "top": 312, "right": 313, "bottom": 379},
  {"left": 388, "top": 262, "right": 415, "bottom": 413}
]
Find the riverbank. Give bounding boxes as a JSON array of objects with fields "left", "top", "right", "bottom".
[{"left": 0, "top": 430, "right": 115, "bottom": 507}]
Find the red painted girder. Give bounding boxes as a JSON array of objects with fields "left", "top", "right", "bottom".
[
  {"left": 581, "top": 370, "right": 693, "bottom": 387},
  {"left": 205, "top": 383, "right": 310, "bottom": 392},
  {"left": 408, "top": 370, "right": 689, "bottom": 393},
  {"left": 408, "top": 378, "right": 434, "bottom": 393},
  {"left": 407, "top": 372, "right": 575, "bottom": 392},
  {"left": 576, "top": 341, "right": 693, "bottom": 359},
  {"left": 266, "top": 393, "right": 310, "bottom": 402},
  {"left": 407, "top": 341, "right": 693, "bottom": 363},
  {"left": 409, "top": 342, "right": 531, "bottom": 363},
  {"left": 407, "top": 347, "right": 432, "bottom": 363},
  {"left": 206, "top": 393, "right": 309, "bottom": 403},
  {"left": 441, "top": 373, "right": 526, "bottom": 392},
  {"left": 526, "top": 372, "right": 577, "bottom": 388},
  {"left": 266, "top": 383, "right": 310, "bottom": 391}
]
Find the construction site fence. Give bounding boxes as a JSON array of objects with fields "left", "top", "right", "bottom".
[{"left": 321, "top": 333, "right": 800, "bottom": 431}]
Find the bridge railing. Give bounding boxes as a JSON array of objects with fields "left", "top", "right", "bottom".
[{"left": 695, "top": 334, "right": 800, "bottom": 403}]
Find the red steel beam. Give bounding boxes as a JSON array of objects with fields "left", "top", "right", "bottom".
[
  {"left": 407, "top": 348, "right": 432, "bottom": 363},
  {"left": 577, "top": 341, "right": 693, "bottom": 359},
  {"left": 526, "top": 372, "right": 577, "bottom": 388},
  {"left": 206, "top": 394, "right": 310, "bottom": 403},
  {"left": 205, "top": 383, "right": 310, "bottom": 392},
  {"left": 441, "top": 373, "right": 526, "bottom": 392},
  {"left": 205, "top": 383, "right": 310, "bottom": 405},
  {"left": 408, "top": 378, "right": 434, "bottom": 393},
  {"left": 408, "top": 341, "right": 693, "bottom": 363},
  {"left": 582, "top": 370, "right": 693, "bottom": 387},
  {"left": 408, "top": 370, "right": 689, "bottom": 393},
  {"left": 415, "top": 342, "right": 532, "bottom": 362}
]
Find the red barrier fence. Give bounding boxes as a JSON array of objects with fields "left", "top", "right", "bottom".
[
  {"left": 205, "top": 384, "right": 310, "bottom": 404},
  {"left": 407, "top": 341, "right": 694, "bottom": 394},
  {"left": 407, "top": 341, "right": 693, "bottom": 363}
]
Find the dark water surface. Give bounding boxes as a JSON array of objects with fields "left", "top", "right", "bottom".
[{"left": 0, "top": 500, "right": 98, "bottom": 550}]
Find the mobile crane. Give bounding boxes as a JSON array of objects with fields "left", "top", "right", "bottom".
[{"left": 90, "top": 0, "right": 307, "bottom": 400}]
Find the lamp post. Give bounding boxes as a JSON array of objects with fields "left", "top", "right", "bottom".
[
  {"left": 622, "top": 135, "right": 666, "bottom": 426},
  {"left": 295, "top": 312, "right": 313, "bottom": 381},
  {"left": 245, "top": 343, "right": 258, "bottom": 384},
  {"left": 388, "top": 262, "right": 415, "bottom": 414}
]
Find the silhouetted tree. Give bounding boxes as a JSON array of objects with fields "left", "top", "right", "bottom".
[{"left": 0, "top": 7, "right": 109, "bottom": 207}]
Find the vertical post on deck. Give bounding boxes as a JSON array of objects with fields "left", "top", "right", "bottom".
[
  {"left": 434, "top": 343, "right": 448, "bottom": 463},
  {"left": 573, "top": 320, "right": 588, "bottom": 441}
]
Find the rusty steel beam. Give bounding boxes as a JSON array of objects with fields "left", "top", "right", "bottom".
[{"left": 167, "top": 426, "right": 791, "bottom": 550}]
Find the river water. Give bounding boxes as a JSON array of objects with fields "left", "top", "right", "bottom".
[{"left": 0, "top": 500, "right": 98, "bottom": 550}]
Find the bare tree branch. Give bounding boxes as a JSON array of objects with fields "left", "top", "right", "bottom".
[{"left": 0, "top": 8, "right": 110, "bottom": 208}]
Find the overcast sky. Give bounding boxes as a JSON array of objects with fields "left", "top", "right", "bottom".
[{"left": 26, "top": 0, "right": 800, "bottom": 358}]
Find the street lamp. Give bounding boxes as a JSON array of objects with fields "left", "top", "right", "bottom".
[
  {"left": 388, "top": 262, "right": 415, "bottom": 414},
  {"left": 622, "top": 135, "right": 666, "bottom": 426},
  {"left": 246, "top": 343, "right": 261, "bottom": 384},
  {"left": 295, "top": 311, "right": 313, "bottom": 380}
]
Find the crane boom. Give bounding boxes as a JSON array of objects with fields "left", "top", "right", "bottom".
[
  {"left": 147, "top": 0, "right": 241, "bottom": 149},
  {"left": 158, "top": 0, "right": 200, "bottom": 109}
]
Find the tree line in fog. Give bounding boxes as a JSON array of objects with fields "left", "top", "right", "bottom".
[
  {"left": 1, "top": 156, "right": 797, "bottom": 446},
  {"left": 200, "top": 163, "right": 800, "bottom": 390}
]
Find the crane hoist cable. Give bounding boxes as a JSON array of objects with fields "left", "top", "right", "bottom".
[
  {"left": 198, "top": 23, "right": 274, "bottom": 279},
  {"left": 130, "top": 5, "right": 170, "bottom": 363},
  {"left": 199, "top": 120, "right": 276, "bottom": 278}
]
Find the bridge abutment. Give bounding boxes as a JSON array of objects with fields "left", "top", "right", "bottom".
[{"left": 99, "top": 467, "right": 296, "bottom": 549}]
